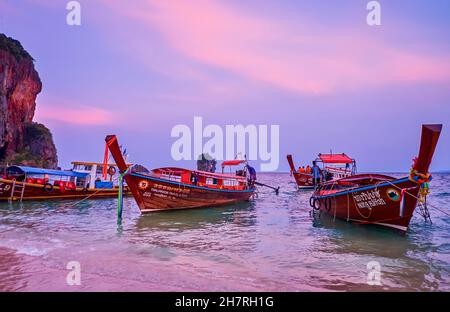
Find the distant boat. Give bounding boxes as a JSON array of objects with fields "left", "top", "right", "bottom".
[
  {"left": 105, "top": 135, "right": 257, "bottom": 213},
  {"left": 310, "top": 124, "right": 442, "bottom": 233},
  {"left": 0, "top": 161, "right": 130, "bottom": 202},
  {"left": 287, "top": 153, "right": 356, "bottom": 189}
]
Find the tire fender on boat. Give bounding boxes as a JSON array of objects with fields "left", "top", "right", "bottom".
[
  {"left": 42, "top": 183, "right": 54, "bottom": 193},
  {"left": 107, "top": 166, "right": 117, "bottom": 176},
  {"left": 310, "top": 197, "right": 321, "bottom": 210}
]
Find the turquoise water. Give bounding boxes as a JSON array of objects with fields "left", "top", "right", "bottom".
[{"left": 0, "top": 173, "right": 449, "bottom": 291}]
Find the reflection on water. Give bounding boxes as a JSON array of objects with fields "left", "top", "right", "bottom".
[
  {"left": 134, "top": 202, "right": 256, "bottom": 232},
  {"left": 0, "top": 173, "right": 449, "bottom": 291}
]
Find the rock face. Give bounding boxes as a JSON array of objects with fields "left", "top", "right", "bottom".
[
  {"left": 197, "top": 153, "right": 217, "bottom": 173},
  {"left": 0, "top": 34, "right": 57, "bottom": 168}
]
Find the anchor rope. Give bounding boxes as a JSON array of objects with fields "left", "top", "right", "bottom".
[
  {"left": 383, "top": 179, "right": 450, "bottom": 218},
  {"left": 68, "top": 168, "right": 126, "bottom": 207}
]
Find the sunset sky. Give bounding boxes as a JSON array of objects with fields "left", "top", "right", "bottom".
[{"left": 1, "top": 0, "right": 449, "bottom": 172}]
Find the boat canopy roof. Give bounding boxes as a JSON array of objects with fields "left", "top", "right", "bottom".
[
  {"left": 7, "top": 166, "right": 89, "bottom": 178},
  {"left": 71, "top": 161, "right": 132, "bottom": 166},
  {"left": 318, "top": 153, "right": 354, "bottom": 164},
  {"left": 221, "top": 160, "right": 246, "bottom": 167}
]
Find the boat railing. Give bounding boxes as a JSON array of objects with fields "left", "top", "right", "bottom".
[
  {"left": 149, "top": 167, "right": 248, "bottom": 191},
  {"left": 325, "top": 166, "right": 353, "bottom": 179},
  {"left": 156, "top": 169, "right": 184, "bottom": 183},
  {"left": 160, "top": 173, "right": 181, "bottom": 182}
]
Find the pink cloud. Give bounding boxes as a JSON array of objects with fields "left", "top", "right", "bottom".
[
  {"left": 34, "top": 96, "right": 115, "bottom": 126},
  {"left": 100, "top": 0, "right": 450, "bottom": 95}
]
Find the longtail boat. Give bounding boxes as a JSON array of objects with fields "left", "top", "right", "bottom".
[
  {"left": 287, "top": 153, "right": 356, "bottom": 189},
  {"left": 0, "top": 161, "right": 130, "bottom": 202},
  {"left": 310, "top": 124, "right": 442, "bottom": 233},
  {"left": 105, "top": 135, "right": 257, "bottom": 213}
]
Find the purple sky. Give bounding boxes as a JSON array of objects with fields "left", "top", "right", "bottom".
[{"left": 1, "top": 0, "right": 449, "bottom": 172}]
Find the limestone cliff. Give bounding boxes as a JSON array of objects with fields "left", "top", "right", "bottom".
[
  {"left": 197, "top": 153, "right": 217, "bottom": 173},
  {"left": 0, "top": 33, "right": 57, "bottom": 168}
]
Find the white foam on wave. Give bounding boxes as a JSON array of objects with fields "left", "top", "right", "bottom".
[
  {"left": 15, "top": 246, "right": 48, "bottom": 257},
  {"left": 0, "top": 240, "right": 49, "bottom": 256},
  {"left": 0, "top": 235, "right": 67, "bottom": 257}
]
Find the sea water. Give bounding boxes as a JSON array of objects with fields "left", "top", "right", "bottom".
[{"left": 0, "top": 173, "right": 449, "bottom": 291}]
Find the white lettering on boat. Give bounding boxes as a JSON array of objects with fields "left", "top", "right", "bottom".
[
  {"left": 352, "top": 189, "right": 386, "bottom": 209},
  {"left": 142, "top": 183, "right": 190, "bottom": 199}
]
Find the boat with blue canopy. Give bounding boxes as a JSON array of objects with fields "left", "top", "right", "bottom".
[{"left": 0, "top": 162, "right": 130, "bottom": 202}]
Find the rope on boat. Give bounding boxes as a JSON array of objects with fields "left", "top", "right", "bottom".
[
  {"left": 312, "top": 175, "right": 448, "bottom": 223},
  {"left": 311, "top": 180, "right": 371, "bottom": 220},
  {"left": 67, "top": 187, "right": 109, "bottom": 207},
  {"left": 68, "top": 169, "right": 124, "bottom": 208},
  {"left": 383, "top": 179, "right": 450, "bottom": 218}
]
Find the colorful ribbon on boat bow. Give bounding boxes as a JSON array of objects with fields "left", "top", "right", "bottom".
[
  {"left": 409, "top": 168, "right": 432, "bottom": 203},
  {"left": 409, "top": 168, "right": 432, "bottom": 184}
]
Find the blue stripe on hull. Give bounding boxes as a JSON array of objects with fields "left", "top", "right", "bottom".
[{"left": 315, "top": 177, "right": 410, "bottom": 199}]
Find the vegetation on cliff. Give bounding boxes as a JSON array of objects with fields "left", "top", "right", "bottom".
[
  {"left": 0, "top": 34, "right": 58, "bottom": 168},
  {"left": 0, "top": 33, "right": 33, "bottom": 61},
  {"left": 5, "top": 122, "right": 58, "bottom": 168}
]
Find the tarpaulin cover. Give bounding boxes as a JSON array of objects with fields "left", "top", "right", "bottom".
[
  {"left": 318, "top": 154, "right": 353, "bottom": 164},
  {"left": 7, "top": 166, "right": 89, "bottom": 178},
  {"left": 221, "top": 160, "right": 245, "bottom": 167}
]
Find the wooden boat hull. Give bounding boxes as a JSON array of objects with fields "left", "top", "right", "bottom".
[
  {"left": 0, "top": 178, "right": 129, "bottom": 201},
  {"left": 313, "top": 177, "right": 420, "bottom": 232},
  {"left": 286, "top": 155, "right": 314, "bottom": 189},
  {"left": 293, "top": 172, "right": 314, "bottom": 189},
  {"left": 124, "top": 172, "right": 255, "bottom": 213},
  {"left": 105, "top": 135, "right": 256, "bottom": 213},
  {"left": 311, "top": 124, "right": 442, "bottom": 233}
]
